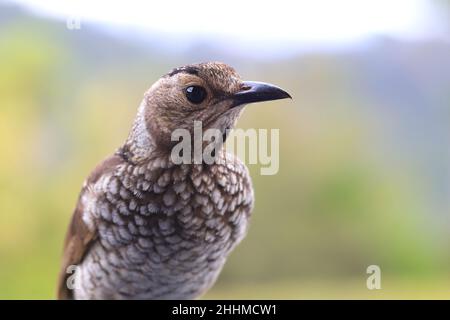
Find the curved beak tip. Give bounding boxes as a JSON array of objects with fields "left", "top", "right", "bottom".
[{"left": 282, "top": 90, "right": 293, "bottom": 100}]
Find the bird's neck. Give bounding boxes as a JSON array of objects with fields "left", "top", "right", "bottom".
[{"left": 121, "top": 100, "right": 157, "bottom": 163}]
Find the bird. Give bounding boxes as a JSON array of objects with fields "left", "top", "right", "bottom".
[{"left": 57, "top": 62, "right": 291, "bottom": 299}]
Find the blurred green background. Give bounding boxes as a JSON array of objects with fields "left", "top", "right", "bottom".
[{"left": 0, "top": 1, "right": 450, "bottom": 299}]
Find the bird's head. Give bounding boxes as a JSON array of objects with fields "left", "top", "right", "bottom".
[{"left": 124, "top": 62, "right": 291, "bottom": 160}]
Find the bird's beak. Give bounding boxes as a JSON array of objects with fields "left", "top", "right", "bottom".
[{"left": 232, "top": 81, "right": 292, "bottom": 107}]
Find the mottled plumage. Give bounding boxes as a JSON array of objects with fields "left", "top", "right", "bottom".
[{"left": 57, "top": 62, "right": 290, "bottom": 299}]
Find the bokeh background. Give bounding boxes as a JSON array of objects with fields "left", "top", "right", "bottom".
[{"left": 1, "top": 0, "right": 449, "bottom": 299}]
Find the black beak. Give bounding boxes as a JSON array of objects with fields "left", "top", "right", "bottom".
[{"left": 232, "top": 81, "right": 291, "bottom": 107}]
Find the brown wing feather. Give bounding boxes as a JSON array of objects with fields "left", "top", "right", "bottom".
[{"left": 56, "top": 154, "right": 124, "bottom": 299}]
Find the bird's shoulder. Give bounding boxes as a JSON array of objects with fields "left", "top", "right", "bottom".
[{"left": 56, "top": 153, "right": 125, "bottom": 299}]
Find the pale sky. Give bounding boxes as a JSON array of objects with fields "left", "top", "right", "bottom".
[{"left": 8, "top": 0, "right": 447, "bottom": 47}]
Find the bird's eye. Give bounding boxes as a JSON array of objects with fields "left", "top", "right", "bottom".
[{"left": 185, "top": 86, "right": 207, "bottom": 104}]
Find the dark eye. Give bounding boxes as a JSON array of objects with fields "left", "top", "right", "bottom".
[{"left": 185, "top": 86, "right": 207, "bottom": 104}]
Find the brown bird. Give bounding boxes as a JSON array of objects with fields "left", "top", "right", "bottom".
[{"left": 57, "top": 62, "right": 291, "bottom": 299}]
